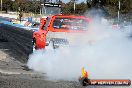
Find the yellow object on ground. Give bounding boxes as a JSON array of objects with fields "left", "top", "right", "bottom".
[{"left": 81, "top": 67, "right": 88, "bottom": 78}]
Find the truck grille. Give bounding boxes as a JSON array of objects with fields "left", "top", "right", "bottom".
[{"left": 50, "top": 38, "right": 69, "bottom": 45}]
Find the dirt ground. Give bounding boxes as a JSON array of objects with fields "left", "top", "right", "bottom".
[{"left": 0, "top": 48, "right": 80, "bottom": 88}]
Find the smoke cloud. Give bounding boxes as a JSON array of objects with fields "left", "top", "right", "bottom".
[{"left": 27, "top": 11, "right": 132, "bottom": 82}]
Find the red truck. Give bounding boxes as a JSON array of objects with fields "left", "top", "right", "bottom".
[{"left": 32, "top": 14, "right": 91, "bottom": 50}]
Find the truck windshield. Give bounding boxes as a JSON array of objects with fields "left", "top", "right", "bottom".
[{"left": 53, "top": 18, "right": 89, "bottom": 30}]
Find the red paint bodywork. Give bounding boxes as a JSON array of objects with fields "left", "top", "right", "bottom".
[{"left": 33, "top": 15, "right": 91, "bottom": 49}]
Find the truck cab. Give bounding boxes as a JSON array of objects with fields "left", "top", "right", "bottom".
[{"left": 33, "top": 14, "right": 91, "bottom": 50}]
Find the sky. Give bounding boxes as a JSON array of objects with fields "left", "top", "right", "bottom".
[
  {"left": 63, "top": 0, "right": 86, "bottom": 3},
  {"left": 49, "top": 0, "right": 86, "bottom": 3},
  {"left": 35, "top": 0, "right": 87, "bottom": 3}
]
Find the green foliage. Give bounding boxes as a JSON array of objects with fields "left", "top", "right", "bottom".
[
  {"left": 61, "top": 2, "right": 87, "bottom": 15},
  {"left": 86, "top": 0, "right": 132, "bottom": 16},
  {"left": 1, "top": 0, "right": 132, "bottom": 16},
  {"left": 75, "top": 2, "right": 87, "bottom": 14},
  {"left": 2, "top": 0, "right": 40, "bottom": 13}
]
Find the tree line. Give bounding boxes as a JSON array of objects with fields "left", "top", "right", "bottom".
[
  {"left": 2, "top": 0, "right": 132, "bottom": 16},
  {"left": 2, "top": 0, "right": 40, "bottom": 13}
]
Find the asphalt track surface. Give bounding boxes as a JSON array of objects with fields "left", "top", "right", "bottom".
[
  {"left": 0, "top": 21, "right": 86, "bottom": 88},
  {"left": 0, "top": 18, "right": 129, "bottom": 88}
]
